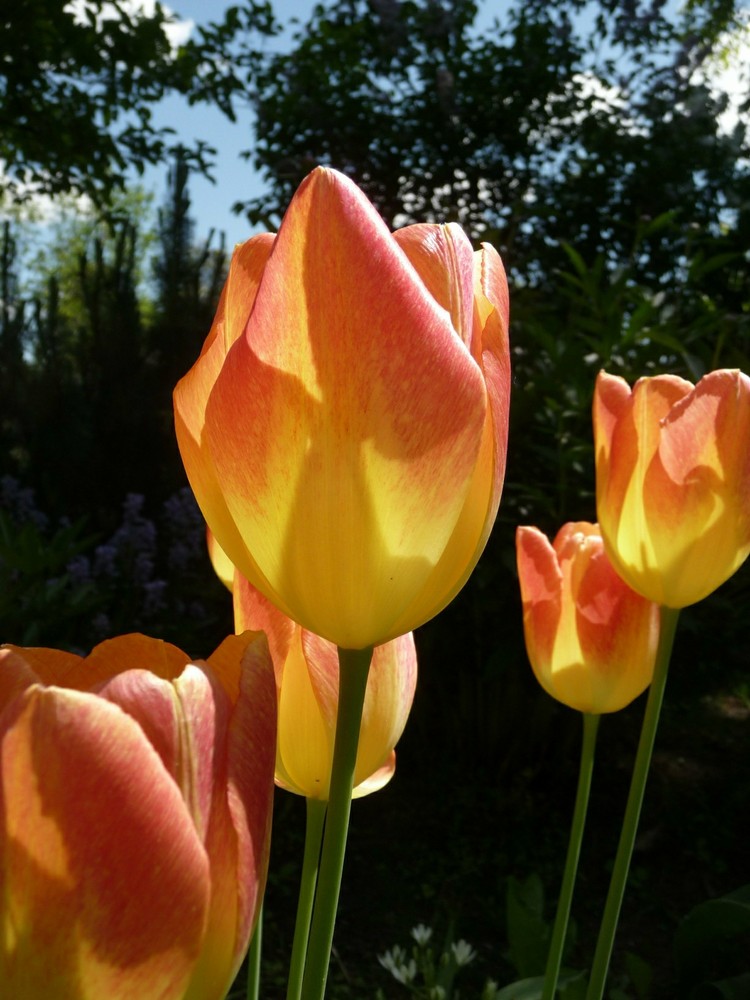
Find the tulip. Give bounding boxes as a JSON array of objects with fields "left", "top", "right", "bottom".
[
  {"left": 208, "top": 527, "right": 417, "bottom": 799},
  {"left": 174, "top": 166, "right": 510, "bottom": 650},
  {"left": 516, "top": 522, "right": 660, "bottom": 713},
  {"left": 0, "top": 632, "right": 276, "bottom": 1000},
  {"left": 593, "top": 369, "right": 750, "bottom": 607}
]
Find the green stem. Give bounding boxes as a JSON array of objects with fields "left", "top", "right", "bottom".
[
  {"left": 542, "top": 712, "right": 600, "bottom": 1000},
  {"left": 299, "top": 645, "right": 373, "bottom": 1000},
  {"left": 286, "top": 799, "right": 328, "bottom": 1000},
  {"left": 585, "top": 606, "right": 681, "bottom": 1000},
  {"left": 245, "top": 905, "right": 262, "bottom": 1000}
]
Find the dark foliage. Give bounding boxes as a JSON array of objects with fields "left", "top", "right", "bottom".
[{"left": 0, "top": 0, "right": 277, "bottom": 205}]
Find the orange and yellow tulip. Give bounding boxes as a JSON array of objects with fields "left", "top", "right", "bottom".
[
  {"left": 0, "top": 633, "right": 276, "bottom": 1000},
  {"left": 594, "top": 369, "right": 750, "bottom": 607},
  {"left": 209, "top": 530, "right": 417, "bottom": 799},
  {"left": 174, "top": 166, "right": 510, "bottom": 650},
  {"left": 516, "top": 523, "right": 660, "bottom": 713}
]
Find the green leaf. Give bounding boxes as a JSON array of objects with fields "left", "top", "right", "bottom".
[
  {"left": 625, "top": 951, "right": 653, "bottom": 999},
  {"left": 506, "top": 874, "right": 549, "bottom": 978},
  {"left": 675, "top": 885, "right": 750, "bottom": 989}
]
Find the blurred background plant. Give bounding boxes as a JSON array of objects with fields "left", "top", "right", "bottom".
[{"left": 2, "top": 0, "right": 749, "bottom": 995}]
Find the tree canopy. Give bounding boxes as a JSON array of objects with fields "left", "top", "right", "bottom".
[
  {"left": 242, "top": 0, "right": 750, "bottom": 288},
  {"left": 0, "top": 0, "right": 276, "bottom": 206}
]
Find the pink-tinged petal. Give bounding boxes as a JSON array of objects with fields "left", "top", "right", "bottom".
[
  {"left": 592, "top": 371, "right": 633, "bottom": 471},
  {"left": 212, "top": 633, "right": 276, "bottom": 980},
  {"left": 596, "top": 372, "right": 691, "bottom": 532},
  {"left": 232, "top": 574, "right": 296, "bottom": 677},
  {"left": 475, "top": 240, "right": 510, "bottom": 350},
  {"left": 0, "top": 686, "right": 209, "bottom": 999},
  {"left": 574, "top": 539, "right": 659, "bottom": 712},
  {"left": 174, "top": 235, "right": 284, "bottom": 616},
  {"left": 96, "top": 664, "right": 225, "bottom": 846},
  {"left": 203, "top": 166, "right": 487, "bottom": 648},
  {"left": 275, "top": 627, "right": 416, "bottom": 800},
  {"left": 354, "top": 632, "right": 417, "bottom": 790},
  {"left": 385, "top": 244, "right": 510, "bottom": 641},
  {"left": 516, "top": 526, "right": 562, "bottom": 674},
  {"left": 642, "top": 369, "right": 750, "bottom": 605},
  {"left": 352, "top": 752, "right": 396, "bottom": 799},
  {"left": 393, "top": 223, "right": 475, "bottom": 348}
]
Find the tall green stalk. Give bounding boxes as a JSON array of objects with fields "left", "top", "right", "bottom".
[
  {"left": 245, "top": 906, "right": 262, "bottom": 1000},
  {"left": 542, "top": 712, "right": 600, "bottom": 1000},
  {"left": 286, "top": 799, "right": 328, "bottom": 1000},
  {"left": 585, "top": 606, "right": 680, "bottom": 1000},
  {"left": 299, "top": 645, "right": 373, "bottom": 1000}
]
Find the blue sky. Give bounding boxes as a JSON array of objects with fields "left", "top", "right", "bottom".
[
  {"left": 145, "top": 0, "right": 319, "bottom": 249},
  {"left": 61, "top": 0, "right": 750, "bottom": 256}
]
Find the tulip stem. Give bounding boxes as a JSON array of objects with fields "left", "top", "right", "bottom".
[
  {"left": 300, "top": 645, "right": 373, "bottom": 1000},
  {"left": 585, "top": 606, "right": 680, "bottom": 1000},
  {"left": 287, "top": 798, "right": 328, "bottom": 1000},
  {"left": 542, "top": 712, "right": 600, "bottom": 1000},
  {"left": 245, "top": 904, "right": 262, "bottom": 1000}
]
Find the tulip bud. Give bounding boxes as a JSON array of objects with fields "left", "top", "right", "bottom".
[
  {"left": 0, "top": 633, "right": 276, "bottom": 1000},
  {"left": 174, "top": 166, "right": 510, "bottom": 649},
  {"left": 594, "top": 369, "right": 750, "bottom": 607},
  {"left": 516, "top": 523, "right": 660, "bottom": 714}
]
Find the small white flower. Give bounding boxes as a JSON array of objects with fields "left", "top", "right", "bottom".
[
  {"left": 411, "top": 924, "right": 433, "bottom": 946},
  {"left": 451, "top": 940, "right": 477, "bottom": 967},
  {"left": 378, "top": 947, "right": 417, "bottom": 985}
]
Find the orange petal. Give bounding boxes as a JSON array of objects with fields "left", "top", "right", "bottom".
[
  {"left": 0, "top": 685, "right": 209, "bottom": 999},
  {"left": 174, "top": 235, "right": 282, "bottom": 615},
  {"left": 393, "top": 222, "right": 475, "bottom": 349},
  {"left": 219, "top": 633, "right": 276, "bottom": 979},
  {"left": 384, "top": 243, "right": 510, "bottom": 640},
  {"left": 516, "top": 526, "right": 563, "bottom": 682},
  {"left": 0, "top": 648, "right": 40, "bottom": 716}
]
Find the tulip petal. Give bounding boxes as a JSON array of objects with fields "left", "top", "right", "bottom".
[
  {"left": 0, "top": 649, "right": 40, "bottom": 716},
  {"left": 202, "top": 167, "right": 487, "bottom": 648},
  {"left": 96, "top": 665, "right": 224, "bottom": 845},
  {"left": 206, "top": 632, "right": 276, "bottom": 980},
  {"left": 0, "top": 685, "right": 209, "bottom": 999},
  {"left": 2, "top": 645, "right": 81, "bottom": 688},
  {"left": 352, "top": 752, "right": 396, "bottom": 798},
  {"left": 354, "top": 633, "right": 417, "bottom": 789},
  {"left": 516, "top": 526, "right": 563, "bottom": 683},
  {"left": 174, "top": 234, "right": 283, "bottom": 615},
  {"left": 274, "top": 629, "right": 336, "bottom": 799},
  {"left": 386, "top": 243, "right": 510, "bottom": 640},
  {"left": 393, "top": 222, "right": 475, "bottom": 349},
  {"left": 232, "top": 572, "right": 297, "bottom": 677}
]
